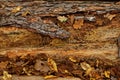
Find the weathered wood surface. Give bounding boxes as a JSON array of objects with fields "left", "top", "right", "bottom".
[
  {"left": 0, "top": 1, "right": 120, "bottom": 39},
  {"left": 0, "top": 1, "right": 120, "bottom": 80},
  {"left": 0, "top": 1, "right": 119, "bottom": 62}
]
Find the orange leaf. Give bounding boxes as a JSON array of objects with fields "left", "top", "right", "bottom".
[{"left": 73, "top": 19, "right": 84, "bottom": 29}]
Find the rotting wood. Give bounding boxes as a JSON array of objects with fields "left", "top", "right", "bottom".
[{"left": 0, "top": 1, "right": 120, "bottom": 80}]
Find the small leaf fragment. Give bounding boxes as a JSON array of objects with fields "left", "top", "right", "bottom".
[
  {"left": 22, "top": 10, "right": 30, "bottom": 16},
  {"left": 57, "top": 16, "right": 68, "bottom": 22},
  {"left": 12, "top": 6, "right": 22, "bottom": 13},
  {"left": 64, "top": 70, "right": 69, "bottom": 73},
  {"left": 0, "top": 61, "right": 8, "bottom": 69},
  {"left": 48, "top": 58, "right": 58, "bottom": 72},
  {"left": 104, "top": 71, "right": 110, "bottom": 78},
  {"left": 2, "top": 71, "right": 12, "bottom": 80},
  {"left": 85, "top": 67, "right": 94, "bottom": 76},
  {"left": 69, "top": 56, "right": 77, "bottom": 62},
  {"left": 80, "top": 62, "right": 91, "bottom": 70},
  {"left": 23, "top": 67, "right": 31, "bottom": 76},
  {"left": 104, "top": 13, "right": 116, "bottom": 20},
  {"left": 44, "top": 75, "right": 57, "bottom": 79},
  {"left": 73, "top": 19, "right": 84, "bottom": 29}
]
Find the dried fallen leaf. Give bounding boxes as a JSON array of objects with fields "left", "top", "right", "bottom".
[
  {"left": 104, "top": 71, "right": 110, "bottom": 78},
  {"left": 0, "top": 61, "right": 8, "bottom": 69},
  {"left": 80, "top": 62, "right": 91, "bottom": 70},
  {"left": 57, "top": 16, "right": 68, "bottom": 22},
  {"left": 85, "top": 67, "right": 94, "bottom": 76},
  {"left": 44, "top": 75, "right": 57, "bottom": 79},
  {"left": 23, "top": 67, "right": 31, "bottom": 76},
  {"left": 22, "top": 10, "right": 30, "bottom": 16},
  {"left": 104, "top": 13, "right": 116, "bottom": 20},
  {"left": 69, "top": 56, "right": 77, "bottom": 62},
  {"left": 2, "top": 71, "right": 12, "bottom": 80},
  {"left": 73, "top": 19, "right": 84, "bottom": 29},
  {"left": 47, "top": 58, "right": 58, "bottom": 72},
  {"left": 12, "top": 6, "right": 22, "bottom": 13}
]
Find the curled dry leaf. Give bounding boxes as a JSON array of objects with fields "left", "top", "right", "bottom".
[
  {"left": 69, "top": 56, "right": 77, "bottom": 62},
  {"left": 2, "top": 71, "right": 12, "bottom": 80},
  {"left": 44, "top": 75, "right": 57, "bottom": 79},
  {"left": 73, "top": 19, "right": 84, "bottom": 29},
  {"left": 85, "top": 67, "right": 94, "bottom": 76},
  {"left": 12, "top": 6, "right": 22, "bottom": 13},
  {"left": 57, "top": 16, "right": 68, "bottom": 22},
  {"left": 80, "top": 62, "right": 91, "bottom": 70},
  {"left": 104, "top": 13, "right": 116, "bottom": 20},
  {"left": 47, "top": 58, "right": 58, "bottom": 72},
  {"left": 104, "top": 71, "right": 110, "bottom": 78}
]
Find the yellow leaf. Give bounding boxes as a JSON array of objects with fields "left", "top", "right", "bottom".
[
  {"left": 69, "top": 56, "right": 77, "bottom": 62},
  {"left": 73, "top": 19, "right": 84, "bottom": 29},
  {"left": 12, "top": 6, "right": 22, "bottom": 13},
  {"left": 44, "top": 75, "right": 57, "bottom": 79},
  {"left": 2, "top": 71, "right": 12, "bottom": 80},
  {"left": 85, "top": 67, "right": 94, "bottom": 76},
  {"left": 57, "top": 16, "right": 68, "bottom": 22},
  {"left": 104, "top": 71, "right": 110, "bottom": 78},
  {"left": 80, "top": 62, "right": 91, "bottom": 70},
  {"left": 48, "top": 58, "right": 58, "bottom": 72}
]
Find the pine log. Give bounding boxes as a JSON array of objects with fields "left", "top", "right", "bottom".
[{"left": 0, "top": 1, "right": 120, "bottom": 80}]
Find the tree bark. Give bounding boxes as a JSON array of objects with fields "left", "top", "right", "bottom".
[{"left": 0, "top": 1, "right": 120, "bottom": 80}]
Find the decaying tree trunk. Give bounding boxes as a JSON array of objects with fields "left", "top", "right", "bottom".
[{"left": 0, "top": 1, "right": 120, "bottom": 80}]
